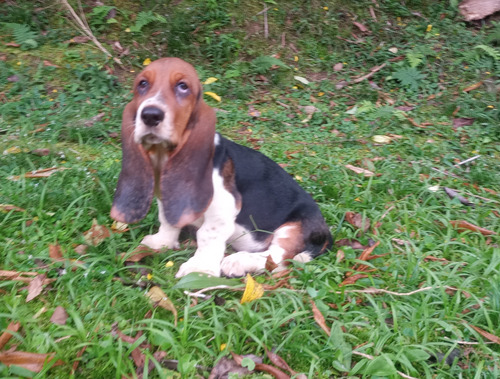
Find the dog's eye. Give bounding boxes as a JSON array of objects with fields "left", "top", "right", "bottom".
[
  {"left": 176, "top": 81, "right": 189, "bottom": 94},
  {"left": 138, "top": 79, "right": 149, "bottom": 92}
]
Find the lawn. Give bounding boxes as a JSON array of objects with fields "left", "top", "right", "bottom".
[{"left": 0, "top": 1, "right": 499, "bottom": 378}]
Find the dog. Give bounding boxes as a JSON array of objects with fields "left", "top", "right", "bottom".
[{"left": 110, "top": 58, "right": 332, "bottom": 277}]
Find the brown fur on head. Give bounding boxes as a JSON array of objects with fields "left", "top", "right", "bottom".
[{"left": 110, "top": 58, "right": 216, "bottom": 227}]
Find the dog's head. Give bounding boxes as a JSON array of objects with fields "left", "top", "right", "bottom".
[{"left": 110, "top": 58, "right": 216, "bottom": 227}]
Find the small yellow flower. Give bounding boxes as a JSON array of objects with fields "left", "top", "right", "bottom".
[
  {"left": 165, "top": 261, "right": 174, "bottom": 268},
  {"left": 17, "top": 62, "right": 22, "bottom": 66},
  {"left": 125, "top": 28, "right": 131, "bottom": 33},
  {"left": 147, "top": 273, "right": 153, "bottom": 280},
  {"left": 293, "top": 86, "right": 298, "bottom": 89},
  {"left": 323, "top": 6, "right": 328, "bottom": 10},
  {"left": 318, "top": 92, "right": 325, "bottom": 97},
  {"left": 220, "top": 343, "right": 227, "bottom": 351},
  {"left": 143, "top": 58, "right": 152, "bottom": 66},
  {"left": 294, "top": 56, "right": 299, "bottom": 62},
  {"left": 52, "top": 89, "right": 58, "bottom": 93},
  {"left": 426, "top": 24, "right": 432, "bottom": 32},
  {"left": 49, "top": 99, "right": 54, "bottom": 101},
  {"left": 464, "top": 66, "right": 469, "bottom": 69}
]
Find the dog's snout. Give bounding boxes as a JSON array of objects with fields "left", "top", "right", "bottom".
[{"left": 141, "top": 106, "right": 164, "bottom": 127}]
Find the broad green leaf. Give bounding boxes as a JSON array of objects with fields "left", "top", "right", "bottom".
[
  {"left": 363, "top": 354, "right": 397, "bottom": 376},
  {"left": 173, "top": 272, "right": 242, "bottom": 290}
]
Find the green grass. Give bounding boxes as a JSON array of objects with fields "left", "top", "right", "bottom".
[{"left": 1, "top": 0, "right": 500, "bottom": 378}]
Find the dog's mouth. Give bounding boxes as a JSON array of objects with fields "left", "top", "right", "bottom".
[{"left": 140, "top": 134, "right": 177, "bottom": 152}]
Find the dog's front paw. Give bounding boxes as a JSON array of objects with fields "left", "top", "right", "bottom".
[
  {"left": 221, "top": 251, "right": 266, "bottom": 277},
  {"left": 175, "top": 257, "right": 221, "bottom": 278},
  {"left": 141, "top": 233, "right": 180, "bottom": 250}
]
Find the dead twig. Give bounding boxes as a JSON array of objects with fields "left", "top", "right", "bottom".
[
  {"left": 60, "top": 0, "right": 122, "bottom": 65},
  {"left": 351, "top": 63, "right": 386, "bottom": 84}
]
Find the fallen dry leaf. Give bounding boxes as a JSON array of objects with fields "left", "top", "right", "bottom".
[
  {"left": 358, "top": 241, "right": 381, "bottom": 262},
  {"left": 0, "top": 322, "right": 20, "bottom": 350},
  {"left": 30, "top": 148, "right": 51, "bottom": 156},
  {"left": 466, "top": 323, "right": 500, "bottom": 344},
  {"left": 462, "top": 81, "right": 483, "bottom": 92},
  {"left": 8, "top": 167, "right": 69, "bottom": 181},
  {"left": 333, "top": 62, "right": 343, "bottom": 71},
  {"left": 26, "top": 274, "right": 46, "bottom": 302},
  {"left": 340, "top": 273, "right": 370, "bottom": 286},
  {"left": 352, "top": 21, "right": 370, "bottom": 33},
  {"left": 121, "top": 245, "right": 159, "bottom": 262},
  {"left": 310, "top": 300, "right": 331, "bottom": 336},
  {"left": 0, "top": 351, "right": 63, "bottom": 372},
  {"left": 345, "top": 164, "right": 375, "bottom": 177},
  {"left": 65, "top": 36, "right": 91, "bottom": 44},
  {"left": 345, "top": 212, "right": 371, "bottom": 232},
  {"left": 49, "top": 244, "right": 63, "bottom": 260},
  {"left": 83, "top": 219, "right": 111, "bottom": 246},
  {"left": 0, "top": 270, "right": 55, "bottom": 284},
  {"left": 0, "top": 204, "right": 26, "bottom": 212},
  {"left": 43, "top": 60, "right": 59, "bottom": 68},
  {"left": 241, "top": 274, "right": 264, "bottom": 304},
  {"left": 208, "top": 355, "right": 260, "bottom": 379},
  {"left": 449, "top": 220, "right": 496, "bottom": 236},
  {"left": 335, "top": 238, "right": 369, "bottom": 250},
  {"left": 111, "top": 220, "right": 128, "bottom": 233},
  {"left": 50, "top": 306, "right": 68, "bottom": 325},
  {"left": 147, "top": 286, "right": 178, "bottom": 325},
  {"left": 264, "top": 347, "right": 301, "bottom": 376},
  {"left": 230, "top": 352, "right": 290, "bottom": 379},
  {"left": 452, "top": 118, "right": 475, "bottom": 128}
]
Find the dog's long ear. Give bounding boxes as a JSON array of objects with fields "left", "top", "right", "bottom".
[
  {"left": 110, "top": 102, "right": 155, "bottom": 224},
  {"left": 160, "top": 101, "right": 216, "bottom": 228}
]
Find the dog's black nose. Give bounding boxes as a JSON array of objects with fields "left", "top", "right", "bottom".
[{"left": 141, "top": 106, "right": 164, "bottom": 127}]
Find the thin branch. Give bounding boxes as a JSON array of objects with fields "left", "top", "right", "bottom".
[
  {"left": 351, "top": 63, "right": 386, "bottom": 84},
  {"left": 60, "top": 0, "right": 122, "bottom": 65},
  {"left": 454, "top": 155, "right": 481, "bottom": 167}
]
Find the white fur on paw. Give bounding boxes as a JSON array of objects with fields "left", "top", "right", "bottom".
[
  {"left": 141, "top": 233, "right": 180, "bottom": 250},
  {"left": 175, "top": 257, "right": 221, "bottom": 278},
  {"left": 220, "top": 251, "right": 267, "bottom": 277}
]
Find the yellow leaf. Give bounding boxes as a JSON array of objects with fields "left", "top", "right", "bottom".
[
  {"left": 240, "top": 274, "right": 264, "bottom": 304},
  {"left": 143, "top": 58, "right": 152, "bottom": 66},
  {"left": 3, "top": 146, "right": 22, "bottom": 155},
  {"left": 426, "top": 24, "right": 432, "bottom": 33},
  {"left": 165, "top": 261, "right": 174, "bottom": 268},
  {"left": 147, "top": 286, "right": 178, "bottom": 325},
  {"left": 111, "top": 220, "right": 128, "bottom": 233},
  {"left": 204, "top": 91, "right": 221, "bottom": 102},
  {"left": 203, "top": 77, "right": 218, "bottom": 85},
  {"left": 294, "top": 56, "right": 299, "bottom": 62},
  {"left": 220, "top": 343, "right": 227, "bottom": 351},
  {"left": 372, "top": 135, "right": 392, "bottom": 144},
  {"left": 147, "top": 273, "right": 153, "bottom": 280}
]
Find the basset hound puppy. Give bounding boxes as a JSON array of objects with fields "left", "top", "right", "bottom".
[{"left": 110, "top": 57, "right": 333, "bottom": 277}]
